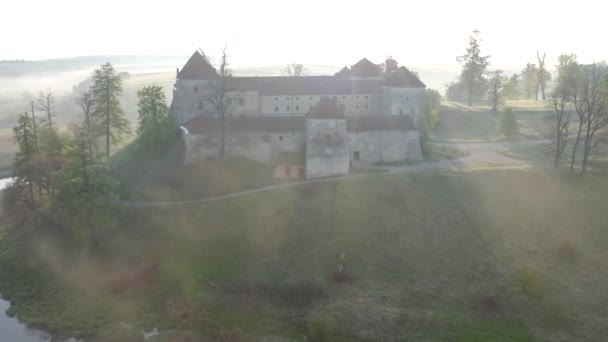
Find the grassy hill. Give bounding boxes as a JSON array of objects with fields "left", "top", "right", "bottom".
[{"left": 2, "top": 164, "right": 608, "bottom": 340}]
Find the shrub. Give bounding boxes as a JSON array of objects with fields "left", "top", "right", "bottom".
[
  {"left": 308, "top": 313, "right": 334, "bottom": 342},
  {"left": 516, "top": 266, "right": 544, "bottom": 297},
  {"left": 497, "top": 108, "right": 519, "bottom": 140}
]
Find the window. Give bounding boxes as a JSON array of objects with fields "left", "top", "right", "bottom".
[
  {"left": 325, "top": 134, "right": 331, "bottom": 141},
  {"left": 274, "top": 106, "right": 279, "bottom": 112},
  {"left": 285, "top": 166, "right": 291, "bottom": 177},
  {"left": 353, "top": 151, "right": 360, "bottom": 161},
  {"left": 286, "top": 96, "right": 290, "bottom": 101},
  {"left": 296, "top": 96, "right": 299, "bottom": 100},
  {"left": 194, "top": 86, "right": 198, "bottom": 92},
  {"left": 342, "top": 95, "right": 346, "bottom": 99},
  {"left": 309, "top": 96, "right": 313, "bottom": 100},
  {"left": 298, "top": 167, "right": 304, "bottom": 178},
  {"left": 332, "top": 96, "right": 337, "bottom": 100},
  {"left": 198, "top": 101, "right": 203, "bottom": 109},
  {"left": 406, "top": 96, "right": 410, "bottom": 101},
  {"left": 275, "top": 97, "right": 279, "bottom": 101},
  {"left": 365, "top": 95, "right": 369, "bottom": 99},
  {"left": 356, "top": 95, "right": 359, "bottom": 100},
  {"left": 399, "top": 109, "right": 403, "bottom": 115},
  {"left": 295, "top": 105, "right": 300, "bottom": 111},
  {"left": 279, "top": 135, "right": 284, "bottom": 141},
  {"left": 339, "top": 104, "right": 346, "bottom": 110},
  {"left": 286, "top": 106, "right": 290, "bottom": 111},
  {"left": 365, "top": 104, "right": 369, "bottom": 110},
  {"left": 356, "top": 104, "right": 359, "bottom": 110}
]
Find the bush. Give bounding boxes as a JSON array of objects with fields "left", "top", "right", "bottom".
[
  {"left": 308, "top": 313, "right": 334, "bottom": 342},
  {"left": 516, "top": 266, "right": 545, "bottom": 297},
  {"left": 497, "top": 108, "right": 519, "bottom": 140}
]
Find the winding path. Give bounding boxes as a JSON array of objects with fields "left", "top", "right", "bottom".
[{"left": 116, "top": 141, "right": 539, "bottom": 207}]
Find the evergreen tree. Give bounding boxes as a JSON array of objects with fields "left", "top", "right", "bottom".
[
  {"left": 13, "top": 112, "right": 38, "bottom": 201},
  {"left": 56, "top": 126, "right": 116, "bottom": 248},
  {"left": 137, "top": 85, "right": 175, "bottom": 155},
  {"left": 457, "top": 30, "right": 490, "bottom": 106},
  {"left": 91, "top": 63, "right": 131, "bottom": 157}
]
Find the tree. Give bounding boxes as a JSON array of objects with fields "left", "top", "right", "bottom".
[
  {"left": 457, "top": 30, "right": 490, "bottom": 106},
  {"left": 283, "top": 63, "right": 306, "bottom": 76},
  {"left": 13, "top": 112, "right": 38, "bottom": 202},
  {"left": 575, "top": 63, "right": 608, "bottom": 175},
  {"left": 137, "top": 85, "right": 176, "bottom": 156},
  {"left": 536, "top": 51, "right": 550, "bottom": 101},
  {"left": 418, "top": 89, "right": 441, "bottom": 153},
  {"left": 520, "top": 63, "right": 537, "bottom": 100},
  {"left": 382, "top": 56, "right": 399, "bottom": 77},
  {"left": 497, "top": 108, "right": 519, "bottom": 140},
  {"left": 55, "top": 126, "right": 116, "bottom": 249},
  {"left": 203, "top": 48, "right": 241, "bottom": 158},
  {"left": 504, "top": 74, "right": 521, "bottom": 100},
  {"left": 487, "top": 70, "right": 507, "bottom": 112},
  {"left": 36, "top": 91, "right": 55, "bottom": 127},
  {"left": 76, "top": 91, "right": 95, "bottom": 154},
  {"left": 548, "top": 90, "right": 572, "bottom": 169},
  {"left": 91, "top": 63, "right": 131, "bottom": 157},
  {"left": 547, "top": 54, "right": 578, "bottom": 169}
]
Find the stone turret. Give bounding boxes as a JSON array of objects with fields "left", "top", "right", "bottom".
[{"left": 305, "top": 97, "right": 349, "bottom": 179}]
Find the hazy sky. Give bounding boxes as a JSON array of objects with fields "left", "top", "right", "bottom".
[{"left": 2, "top": 0, "right": 606, "bottom": 69}]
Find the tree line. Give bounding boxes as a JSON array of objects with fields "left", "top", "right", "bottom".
[
  {"left": 548, "top": 55, "right": 608, "bottom": 176},
  {"left": 6, "top": 62, "right": 175, "bottom": 249},
  {"left": 448, "top": 30, "right": 551, "bottom": 111}
]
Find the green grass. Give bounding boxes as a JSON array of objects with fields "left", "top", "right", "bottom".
[
  {"left": 3, "top": 166, "right": 608, "bottom": 340},
  {"left": 434, "top": 109, "right": 497, "bottom": 142}
]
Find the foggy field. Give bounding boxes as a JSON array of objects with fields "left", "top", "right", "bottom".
[{"left": 1, "top": 167, "right": 608, "bottom": 340}]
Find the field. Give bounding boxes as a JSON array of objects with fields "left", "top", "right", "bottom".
[
  {"left": 2, "top": 165, "right": 608, "bottom": 340},
  {"left": 435, "top": 100, "right": 555, "bottom": 143}
]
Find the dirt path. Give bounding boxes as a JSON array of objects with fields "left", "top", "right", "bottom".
[{"left": 116, "top": 141, "right": 539, "bottom": 207}]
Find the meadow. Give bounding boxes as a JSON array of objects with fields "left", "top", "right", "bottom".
[{"left": 1, "top": 164, "right": 608, "bottom": 341}]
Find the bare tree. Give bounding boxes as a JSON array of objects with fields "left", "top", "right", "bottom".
[
  {"left": 536, "top": 51, "right": 550, "bottom": 101},
  {"left": 487, "top": 70, "right": 507, "bottom": 112},
  {"left": 203, "top": 47, "right": 242, "bottom": 158},
  {"left": 36, "top": 91, "right": 55, "bottom": 127},
  {"left": 577, "top": 63, "right": 608, "bottom": 175},
  {"left": 548, "top": 90, "right": 572, "bottom": 169},
  {"left": 282, "top": 63, "right": 306, "bottom": 77}
]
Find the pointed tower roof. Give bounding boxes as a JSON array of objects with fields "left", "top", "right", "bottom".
[
  {"left": 350, "top": 58, "right": 381, "bottom": 77},
  {"left": 178, "top": 51, "right": 217, "bottom": 79},
  {"left": 334, "top": 66, "right": 351, "bottom": 77},
  {"left": 385, "top": 66, "right": 426, "bottom": 88},
  {"left": 307, "top": 96, "right": 345, "bottom": 119}
]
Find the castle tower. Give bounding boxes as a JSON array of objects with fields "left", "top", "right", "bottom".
[{"left": 305, "top": 97, "right": 349, "bottom": 179}]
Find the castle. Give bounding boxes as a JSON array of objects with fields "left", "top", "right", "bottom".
[{"left": 171, "top": 51, "right": 426, "bottom": 179}]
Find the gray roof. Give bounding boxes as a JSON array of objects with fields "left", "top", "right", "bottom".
[
  {"left": 225, "top": 76, "right": 384, "bottom": 95},
  {"left": 183, "top": 115, "right": 416, "bottom": 134},
  {"left": 178, "top": 51, "right": 217, "bottom": 79}
]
